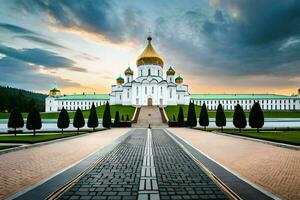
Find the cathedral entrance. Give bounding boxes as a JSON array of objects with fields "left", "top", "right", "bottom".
[{"left": 147, "top": 98, "right": 153, "bottom": 106}]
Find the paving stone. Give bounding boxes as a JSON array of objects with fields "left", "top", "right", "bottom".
[
  {"left": 152, "top": 129, "right": 229, "bottom": 200},
  {"left": 57, "top": 130, "right": 146, "bottom": 199}
]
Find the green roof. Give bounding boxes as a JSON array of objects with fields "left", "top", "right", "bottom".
[
  {"left": 57, "top": 94, "right": 109, "bottom": 100},
  {"left": 175, "top": 75, "right": 183, "bottom": 80},
  {"left": 190, "top": 94, "right": 295, "bottom": 100}
]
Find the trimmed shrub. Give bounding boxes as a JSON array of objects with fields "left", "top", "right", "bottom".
[
  {"left": 215, "top": 104, "right": 226, "bottom": 132},
  {"left": 249, "top": 102, "right": 264, "bottom": 132},
  {"left": 177, "top": 106, "right": 185, "bottom": 127},
  {"left": 8, "top": 109, "right": 24, "bottom": 136},
  {"left": 102, "top": 102, "right": 111, "bottom": 128},
  {"left": 26, "top": 107, "right": 42, "bottom": 135},
  {"left": 199, "top": 103, "right": 209, "bottom": 131},
  {"left": 73, "top": 108, "right": 85, "bottom": 134},
  {"left": 57, "top": 107, "right": 70, "bottom": 134},
  {"left": 88, "top": 103, "right": 99, "bottom": 131},
  {"left": 233, "top": 104, "right": 247, "bottom": 132}
]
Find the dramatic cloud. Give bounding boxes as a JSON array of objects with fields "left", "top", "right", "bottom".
[
  {"left": 3, "top": 0, "right": 300, "bottom": 93},
  {"left": 0, "top": 56, "right": 80, "bottom": 90},
  {"left": 155, "top": 0, "right": 300, "bottom": 80},
  {"left": 13, "top": 0, "right": 145, "bottom": 43},
  {"left": 17, "top": 35, "right": 67, "bottom": 49},
  {"left": 0, "top": 44, "right": 86, "bottom": 71},
  {"left": 0, "top": 23, "right": 38, "bottom": 35}
]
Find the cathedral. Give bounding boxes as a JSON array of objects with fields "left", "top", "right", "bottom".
[
  {"left": 109, "top": 36, "right": 190, "bottom": 106},
  {"left": 45, "top": 36, "right": 300, "bottom": 112}
]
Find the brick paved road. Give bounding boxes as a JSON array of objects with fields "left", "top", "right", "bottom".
[
  {"left": 0, "top": 129, "right": 129, "bottom": 200},
  {"left": 56, "top": 129, "right": 228, "bottom": 200},
  {"left": 57, "top": 129, "right": 147, "bottom": 200},
  {"left": 168, "top": 128, "right": 300, "bottom": 200},
  {"left": 152, "top": 129, "right": 228, "bottom": 200}
]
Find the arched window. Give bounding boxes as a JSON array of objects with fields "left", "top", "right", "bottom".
[
  {"left": 148, "top": 69, "right": 151, "bottom": 76},
  {"left": 152, "top": 87, "right": 154, "bottom": 94}
]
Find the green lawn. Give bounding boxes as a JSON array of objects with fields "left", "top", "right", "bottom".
[
  {"left": 164, "top": 105, "right": 300, "bottom": 119},
  {"left": 0, "top": 132, "right": 91, "bottom": 144},
  {"left": 222, "top": 130, "right": 300, "bottom": 146},
  {"left": 0, "top": 145, "right": 19, "bottom": 150},
  {"left": 0, "top": 105, "right": 136, "bottom": 120}
]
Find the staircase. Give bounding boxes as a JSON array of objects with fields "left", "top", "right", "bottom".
[{"left": 132, "top": 106, "right": 167, "bottom": 128}]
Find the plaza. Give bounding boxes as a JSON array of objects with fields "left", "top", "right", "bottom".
[{"left": 0, "top": 106, "right": 299, "bottom": 200}]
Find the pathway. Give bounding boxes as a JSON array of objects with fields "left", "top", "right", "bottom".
[
  {"left": 168, "top": 128, "right": 300, "bottom": 200},
  {"left": 133, "top": 107, "right": 167, "bottom": 128},
  {"left": 0, "top": 129, "right": 129, "bottom": 200},
  {"left": 54, "top": 129, "right": 229, "bottom": 200}
]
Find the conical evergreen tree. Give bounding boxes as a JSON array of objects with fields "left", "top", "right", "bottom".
[
  {"left": 8, "top": 109, "right": 24, "bottom": 136},
  {"left": 26, "top": 107, "right": 42, "bottom": 136},
  {"left": 233, "top": 104, "right": 247, "bottom": 132},
  {"left": 102, "top": 101, "right": 111, "bottom": 128},
  {"left": 126, "top": 114, "right": 129, "bottom": 121},
  {"left": 199, "top": 103, "right": 209, "bottom": 131},
  {"left": 187, "top": 101, "right": 197, "bottom": 127},
  {"left": 177, "top": 106, "right": 185, "bottom": 127},
  {"left": 249, "top": 102, "right": 264, "bottom": 132},
  {"left": 88, "top": 103, "right": 99, "bottom": 131},
  {"left": 121, "top": 114, "right": 124, "bottom": 121},
  {"left": 114, "top": 111, "right": 120, "bottom": 127},
  {"left": 73, "top": 108, "right": 85, "bottom": 134},
  {"left": 215, "top": 104, "right": 226, "bottom": 132},
  {"left": 173, "top": 114, "right": 176, "bottom": 122},
  {"left": 57, "top": 107, "right": 70, "bottom": 134}
]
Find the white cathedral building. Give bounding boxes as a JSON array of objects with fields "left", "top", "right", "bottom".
[
  {"left": 45, "top": 36, "right": 300, "bottom": 112},
  {"left": 110, "top": 36, "right": 189, "bottom": 106}
]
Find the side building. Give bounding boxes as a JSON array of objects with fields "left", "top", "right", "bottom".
[
  {"left": 191, "top": 92, "right": 300, "bottom": 111},
  {"left": 45, "top": 87, "right": 109, "bottom": 112}
]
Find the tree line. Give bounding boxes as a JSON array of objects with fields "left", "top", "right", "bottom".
[
  {"left": 8, "top": 102, "right": 131, "bottom": 135},
  {"left": 0, "top": 86, "right": 45, "bottom": 112},
  {"left": 171, "top": 101, "right": 264, "bottom": 132}
]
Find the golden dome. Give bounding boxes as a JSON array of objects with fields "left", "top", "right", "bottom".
[
  {"left": 175, "top": 75, "right": 183, "bottom": 84},
  {"left": 166, "top": 66, "right": 175, "bottom": 76},
  {"left": 124, "top": 67, "right": 133, "bottom": 75},
  {"left": 116, "top": 75, "right": 124, "bottom": 85},
  {"left": 136, "top": 36, "right": 164, "bottom": 67},
  {"left": 49, "top": 85, "right": 61, "bottom": 96}
]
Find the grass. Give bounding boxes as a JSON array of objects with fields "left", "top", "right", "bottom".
[
  {"left": 0, "top": 132, "right": 91, "bottom": 144},
  {"left": 220, "top": 130, "right": 300, "bottom": 146},
  {"left": 164, "top": 105, "right": 300, "bottom": 119},
  {"left": 0, "top": 105, "right": 136, "bottom": 120},
  {"left": 0, "top": 145, "right": 19, "bottom": 150}
]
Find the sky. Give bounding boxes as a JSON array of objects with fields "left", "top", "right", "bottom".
[{"left": 0, "top": 0, "right": 300, "bottom": 95}]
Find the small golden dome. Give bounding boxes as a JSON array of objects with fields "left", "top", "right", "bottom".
[
  {"left": 166, "top": 66, "right": 175, "bottom": 76},
  {"left": 49, "top": 86, "right": 61, "bottom": 96},
  {"left": 175, "top": 75, "right": 183, "bottom": 84},
  {"left": 124, "top": 67, "right": 133, "bottom": 75},
  {"left": 136, "top": 36, "right": 164, "bottom": 67},
  {"left": 116, "top": 75, "right": 124, "bottom": 85}
]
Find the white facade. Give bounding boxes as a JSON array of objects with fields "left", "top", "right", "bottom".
[
  {"left": 109, "top": 67, "right": 190, "bottom": 106},
  {"left": 45, "top": 94, "right": 109, "bottom": 112},
  {"left": 191, "top": 94, "right": 300, "bottom": 111}
]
